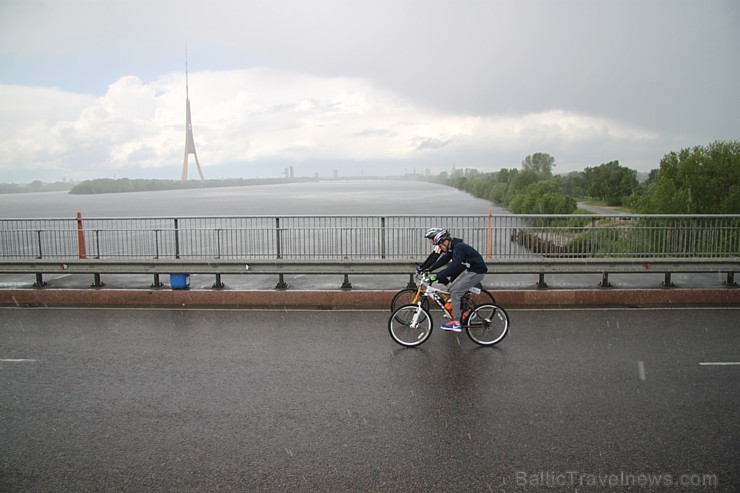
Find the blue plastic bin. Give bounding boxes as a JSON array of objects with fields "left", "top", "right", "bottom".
[{"left": 170, "top": 273, "right": 190, "bottom": 289}]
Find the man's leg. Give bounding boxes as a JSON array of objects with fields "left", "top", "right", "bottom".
[{"left": 448, "top": 271, "right": 484, "bottom": 321}]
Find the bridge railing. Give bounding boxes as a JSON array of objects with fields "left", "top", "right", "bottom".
[{"left": 1, "top": 214, "right": 738, "bottom": 289}]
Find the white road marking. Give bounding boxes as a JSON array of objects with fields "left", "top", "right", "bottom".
[
  {"left": 0, "top": 359, "right": 38, "bottom": 362},
  {"left": 699, "top": 362, "right": 740, "bottom": 366},
  {"left": 637, "top": 361, "right": 646, "bottom": 381}
]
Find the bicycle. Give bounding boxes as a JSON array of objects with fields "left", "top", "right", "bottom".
[
  {"left": 390, "top": 274, "right": 495, "bottom": 312},
  {"left": 388, "top": 273, "right": 509, "bottom": 347}
]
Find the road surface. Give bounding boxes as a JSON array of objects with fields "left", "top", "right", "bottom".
[
  {"left": 577, "top": 202, "right": 633, "bottom": 215},
  {"left": 1, "top": 306, "right": 738, "bottom": 492}
]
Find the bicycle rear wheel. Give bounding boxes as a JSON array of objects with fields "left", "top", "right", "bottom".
[
  {"left": 464, "top": 304, "right": 509, "bottom": 346},
  {"left": 388, "top": 304, "right": 433, "bottom": 347},
  {"left": 390, "top": 288, "right": 430, "bottom": 312},
  {"left": 469, "top": 285, "right": 495, "bottom": 306}
]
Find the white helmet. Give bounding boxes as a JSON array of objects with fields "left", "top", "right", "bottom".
[
  {"left": 424, "top": 227, "right": 444, "bottom": 239},
  {"left": 432, "top": 230, "right": 451, "bottom": 245}
]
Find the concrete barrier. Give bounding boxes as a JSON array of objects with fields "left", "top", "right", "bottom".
[{"left": 1, "top": 287, "right": 738, "bottom": 309}]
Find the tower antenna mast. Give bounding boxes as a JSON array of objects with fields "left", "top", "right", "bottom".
[{"left": 181, "top": 49, "right": 205, "bottom": 181}]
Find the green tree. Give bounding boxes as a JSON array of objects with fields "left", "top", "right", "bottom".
[
  {"left": 635, "top": 141, "right": 740, "bottom": 214},
  {"left": 584, "top": 161, "right": 638, "bottom": 206},
  {"left": 509, "top": 181, "right": 577, "bottom": 214},
  {"left": 488, "top": 181, "right": 509, "bottom": 205},
  {"left": 562, "top": 171, "right": 586, "bottom": 197},
  {"left": 522, "top": 152, "right": 556, "bottom": 177},
  {"left": 466, "top": 174, "right": 495, "bottom": 201},
  {"left": 509, "top": 169, "right": 541, "bottom": 197}
]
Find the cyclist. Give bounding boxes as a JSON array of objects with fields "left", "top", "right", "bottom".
[{"left": 426, "top": 230, "right": 488, "bottom": 332}]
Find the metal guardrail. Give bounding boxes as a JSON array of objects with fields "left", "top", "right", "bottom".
[
  {"left": 1, "top": 214, "right": 738, "bottom": 289},
  {"left": 1, "top": 257, "right": 737, "bottom": 289}
]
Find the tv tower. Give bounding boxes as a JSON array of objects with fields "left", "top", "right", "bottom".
[{"left": 181, "top": 51, "right": 205, "bottom": 181}]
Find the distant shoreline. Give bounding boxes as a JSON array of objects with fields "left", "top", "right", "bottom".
[
  {"left": 0, "top": 176, "right": 413, "bottom": 195},
  {"left": 66, "top": 177, "right": 321, "bottom": 195},
  {"left": 0, "top": 181, "right": 76, "bottom": 194}
]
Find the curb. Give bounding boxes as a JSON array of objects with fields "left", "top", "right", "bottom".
[{"left": 1, "top": 288, "right": 738, "bottom": 308}]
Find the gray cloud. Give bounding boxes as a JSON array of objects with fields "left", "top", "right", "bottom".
[
  {"left": 0, "top": 0, "right": 737, "bottom": 182},
  {"left": 416, "top": 138, "right": 452, "bottom": 151}
]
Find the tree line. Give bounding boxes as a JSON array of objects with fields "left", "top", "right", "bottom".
[
  {"left": 430, "top": 141, "right": 739, "bottom": 215},
  {"left": 0, "top": 180, "right": 75, "bottom": 194},
  {"left": 68, "top": 177, "right": 317, "bottom": 194}
]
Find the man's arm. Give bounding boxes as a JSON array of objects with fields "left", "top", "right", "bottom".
[
  {"left": 434, "top": 249, "right": 465, "bottom": 283},
  {"left": 427, "top": 251, "right": 451, "bottom": 272},
  {"left": 417, "top": 250, "right": 440, "bottom": 272}
]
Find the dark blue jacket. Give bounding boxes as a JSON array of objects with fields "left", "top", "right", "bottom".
[{"left": 428, "top": 238, "right": 487, "bottom": 283}]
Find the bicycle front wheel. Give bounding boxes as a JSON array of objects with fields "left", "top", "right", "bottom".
[
  {"left": 388, "top": 304, "right": 433, "bottom": 347},
  {"left": 464, "top": 304, "right": 509, "bottom": 346},
  {"left": 390, "top": 288, "right": 430, "bottom": 312}
]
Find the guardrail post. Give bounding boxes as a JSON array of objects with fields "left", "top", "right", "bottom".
[
  {"left": 174, "top": 218, "right": 180, "bottom": 259},
  {"left": 537, "top": 273, "right": 548, "bottom": 289},
  {"left": 152, "top": 274, "right": 163, "bottom": 288},
  {"left": 662, "top": 272, "right": 674, "bottom": 287},
  {"left": 486, "top": 208, "right": 492, "bottom": 259},
  {"left": 600, "top": 272, "right": 612, "bottom": 288},
  {"left": 590, "top": 217, "right": 597, "bottom": 257},
  {"left": 381, "top": 217, "right": 386, "bottom": 259},
  {"left": 91, "top": 274, "right": 104, "bottom": 288},
  {"left": 406, "top": 273, "right": 416, "bottom": 289},
  {"left": 216, "top": 229, "right": 222, "bottom": 259},
  {"left": 275, "top": 274, "right": 288, "bottom": 289},
  {"left": 213, "top": 274, "right": 225, "bottom": 289},
  {"left": 275, "top": 218, "right": 282, "bottom": 259},
  {"left": 91, "top": 229, "right": 104, "bottom": 288},
  {"left": 94, "top": 230, "right": 101, "bottom": 259},
  {"left": 341, "top": 274, "right": 352, "bottom": 289},
  {"left": 35, "top": 230, "right": 43, "bottom": 259},
  {"left": 34, "top": 273, "right": 46, "bottom": 288},
  {"left": 274, "top": 218, "right": 286, "bottom": 288},
  {"left": 725, "top": 272, "right": 736, "bottom": 286}
]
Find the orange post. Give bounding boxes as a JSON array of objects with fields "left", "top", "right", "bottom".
[{"left": 76, "top": 212, "right": 87, "bottom": 259}]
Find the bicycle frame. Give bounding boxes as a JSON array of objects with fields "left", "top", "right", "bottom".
[{"left": 411, "top": 274, "right": 476, "bottom": 320}]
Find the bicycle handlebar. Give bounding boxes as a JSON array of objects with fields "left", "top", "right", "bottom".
[
  {"left": 414, "top": 271, "right": 482, "bottom": 297},
  {"left": 415, "top": 272, "right": 447, "bottom": 296}
]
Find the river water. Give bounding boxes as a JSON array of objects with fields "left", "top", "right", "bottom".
[{"left": 0, "top": 180, "right": 508, "bottom": 218}]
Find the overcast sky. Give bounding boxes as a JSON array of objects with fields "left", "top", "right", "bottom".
[{"left": 0, "top": 0, "right": 738, "bottom": 183}]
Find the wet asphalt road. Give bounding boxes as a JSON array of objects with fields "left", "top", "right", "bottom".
[{"left": 1, "top": 306, "right": 739, "bottom": 492}]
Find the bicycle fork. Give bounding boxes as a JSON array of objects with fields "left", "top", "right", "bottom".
[{"left": 409, "top": 304, "right": 423, "bottom": 329}]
